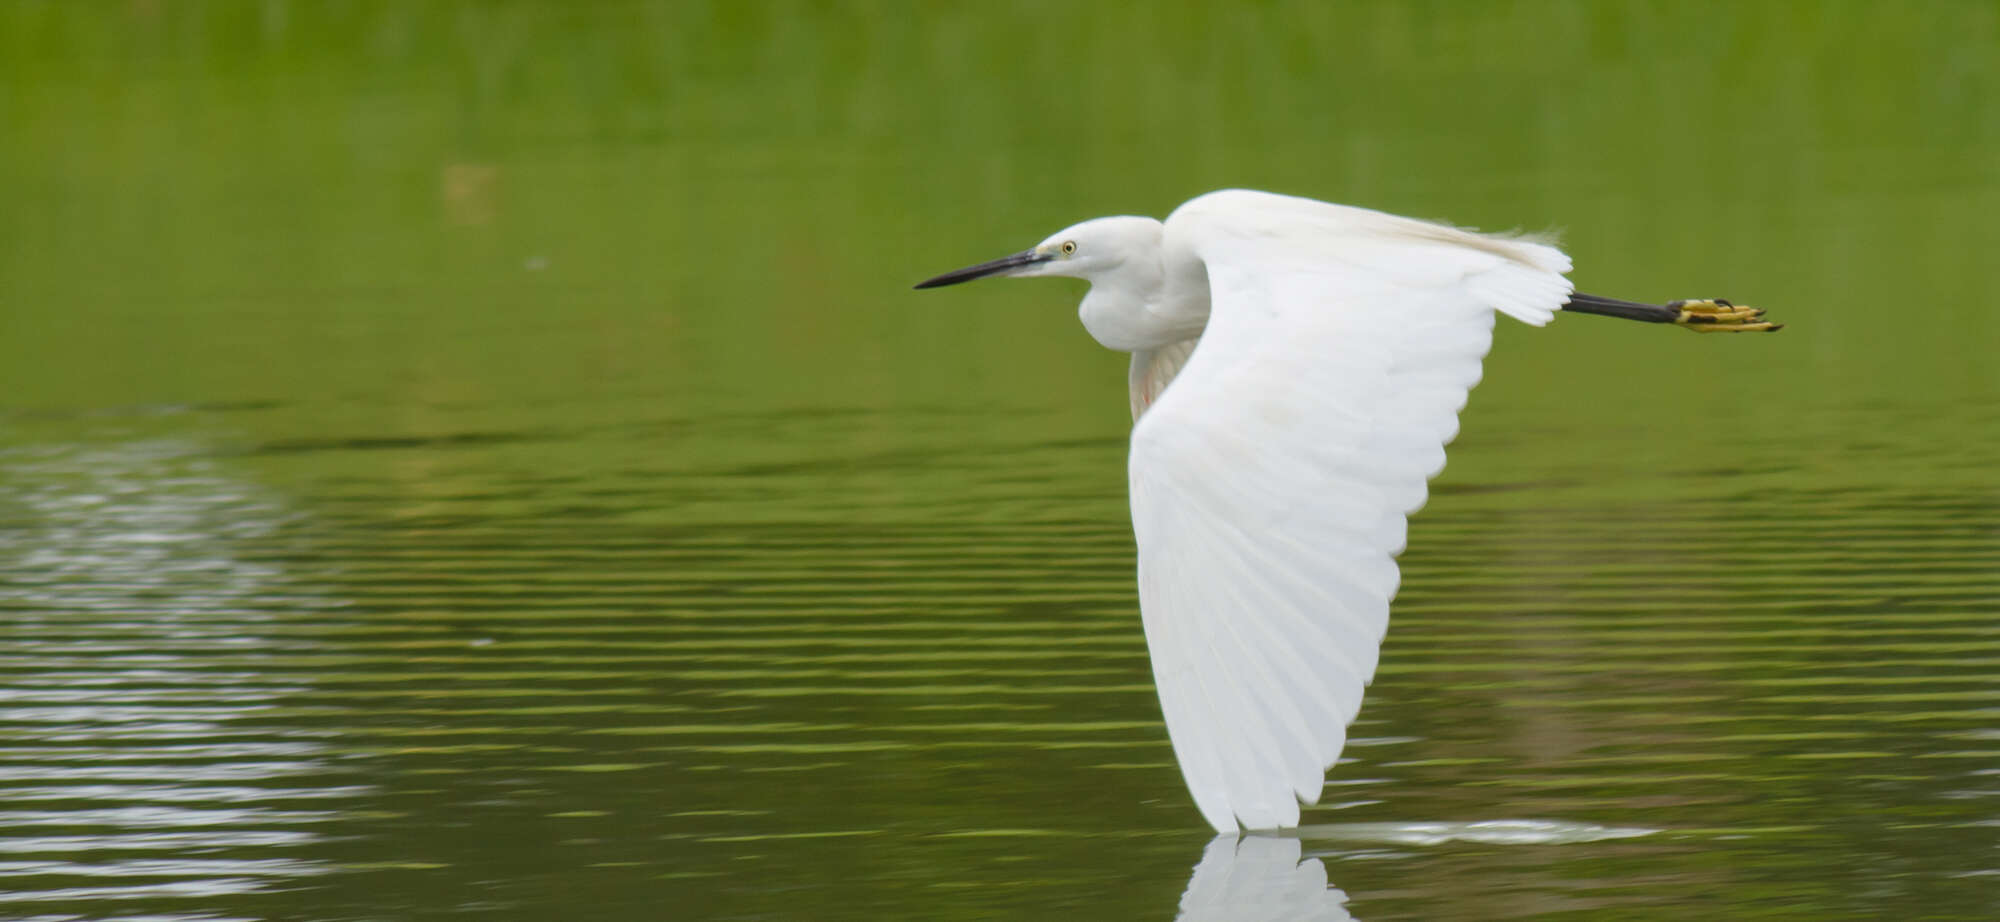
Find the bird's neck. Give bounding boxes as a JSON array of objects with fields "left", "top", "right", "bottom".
[{"left": 1078, "top": 251, "right": 1210, "bottom": 353}]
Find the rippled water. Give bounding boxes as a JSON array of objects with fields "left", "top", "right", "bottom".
[
  {"left": 3, "top": 3, "right": 1998, "bottom": 920},
  {"left": 2, "top": 403, "right": 1994, "bottom": 919}
]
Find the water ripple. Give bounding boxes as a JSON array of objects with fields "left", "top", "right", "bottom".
[{"left": 0, "top": 442, "right": 359, "bottom": 916}]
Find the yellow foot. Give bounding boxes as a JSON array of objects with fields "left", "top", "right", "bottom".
[{"left": 1671, "top": 299, "right": 1783, "bottom": 333}]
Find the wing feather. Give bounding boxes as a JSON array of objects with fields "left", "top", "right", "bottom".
[
  {"left": 1131, "top": 338, "right": 1202, "bottom": 420},
  {"left": 1130, "top": 190, "right": 1573, "bottom": 831}
]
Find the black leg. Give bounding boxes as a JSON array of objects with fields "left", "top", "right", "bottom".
[{"left": 1564, "top": 293, "right": 1782, "bottom": 332}]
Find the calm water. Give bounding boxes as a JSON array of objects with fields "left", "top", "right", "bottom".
[{"left": 2, "top": 3, "right": 1997, "bottom": 919}]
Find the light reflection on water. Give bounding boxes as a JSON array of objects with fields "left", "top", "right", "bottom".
[
  {"left": 0, "top": 442, "right": 357, "bottom": 914},
  {"left": 1179, "top": 824, "right": 1659, "bottom": 922}
]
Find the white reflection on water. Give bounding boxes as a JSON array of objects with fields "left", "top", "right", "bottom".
[
  {"left": 1175, "top": 821, "right": 1658, "bottom": 920},
  {"left": 0, "top": 440, "right": 356, "bottom": 909},
  {"left": 1177, "top": 834, "right": 1355, "bottom": 922},
  {"left": 1298, "top": 819, "right": 1657, "bottom": 847}
]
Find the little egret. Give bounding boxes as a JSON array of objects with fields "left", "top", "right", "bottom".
[{"left": 914, "top": 189, "right": 1780, "bottom": 834}]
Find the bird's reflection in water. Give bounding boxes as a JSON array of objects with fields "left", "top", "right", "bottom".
[
  {"left": 1176, "top": 834, "right": 1355, "bottom": 922},
  {"left": 1173, "top": 820, "right": 1656, "bottom": 920}
]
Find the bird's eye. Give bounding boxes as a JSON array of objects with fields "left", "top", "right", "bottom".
[{"left": 1060, "top": 240, "right": 1077, "bottom": 256}]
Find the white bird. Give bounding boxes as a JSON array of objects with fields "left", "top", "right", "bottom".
[{"left": 915, "top": 189, "right": 1779, "bottom": 834}]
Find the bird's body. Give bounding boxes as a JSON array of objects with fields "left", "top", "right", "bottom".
[{"left": 916, "top": 189, "right": 1778, "bottom": 833}]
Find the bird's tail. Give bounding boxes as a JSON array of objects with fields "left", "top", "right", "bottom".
[{"left": 1564, "top": 293, "right": 1783, "bottom": 332}]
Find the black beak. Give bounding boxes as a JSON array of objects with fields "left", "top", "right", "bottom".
[{"left": 913, "top": 249, "right": 1050, "bottom": 289}]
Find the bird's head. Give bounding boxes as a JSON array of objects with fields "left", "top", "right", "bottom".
[{"left": 914, "top": 216, "right": 1162, "bottom": 289}]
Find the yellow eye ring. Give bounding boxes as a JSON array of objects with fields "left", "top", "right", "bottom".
[{"left": 1060, "top": 240, "right": 1077, "bottom": 256}]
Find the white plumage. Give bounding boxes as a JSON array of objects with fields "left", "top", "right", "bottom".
[
  {"left": 918, "top": 189, "right": 1582, "bottom": 833},
  {"left": 1131, "top": 191, "right": 1570, "bottom": 831}
]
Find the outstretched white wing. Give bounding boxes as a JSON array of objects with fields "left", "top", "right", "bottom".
[{"left": 1131, "top": 190, "right": 1573, "bottom": 832}]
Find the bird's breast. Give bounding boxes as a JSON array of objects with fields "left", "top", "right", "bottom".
[{"left": 1079, "top": 287, "right": 1209, "bottom": 353}]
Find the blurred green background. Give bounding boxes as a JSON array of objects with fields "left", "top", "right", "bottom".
[
  {"left": 0, "top": 2, "right": 1995, "bottom": 920},
  {"left": 5, "top": 1, "right": 1993, "bottom": 453}
]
